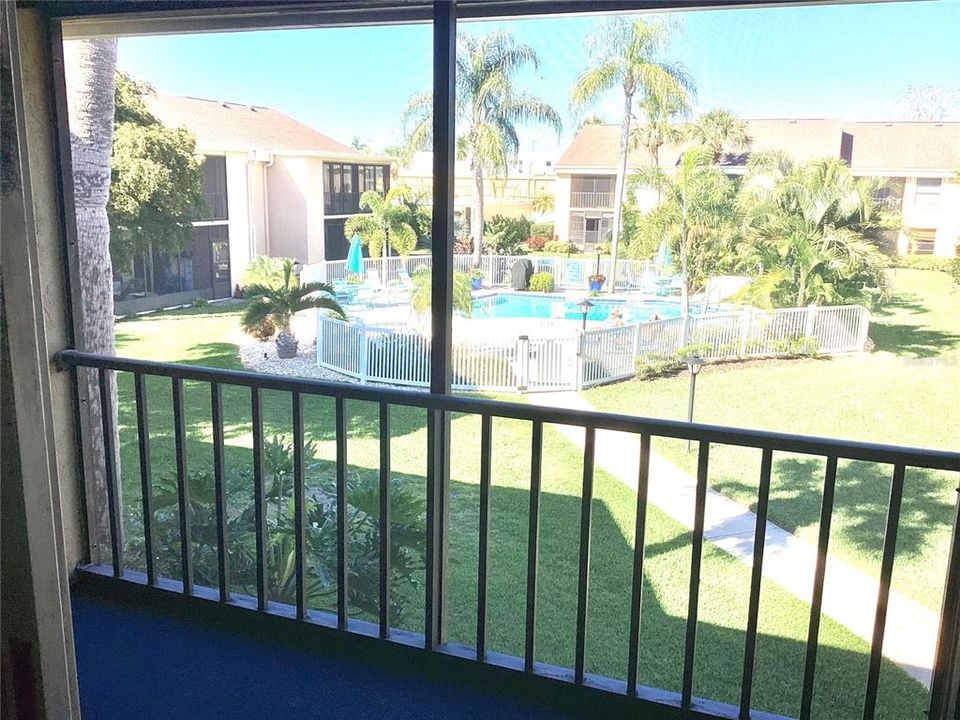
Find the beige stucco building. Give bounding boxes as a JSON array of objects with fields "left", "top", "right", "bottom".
[
  {"left": 115, "top": 91, "right": 391, "bottom": 313},
  {"left": 554, "top": 120, "right": 960, "bottom": 257}
]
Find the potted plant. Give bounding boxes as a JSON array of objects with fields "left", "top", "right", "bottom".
[
  {"left": 469, "top": 269, "right": 484, "bottom": 290},
  {"left": 588, "top": 273, "right": 606, "bottom": 292},
  {"left": 241, "top": 259, "right": 346, "bottom": 359}
]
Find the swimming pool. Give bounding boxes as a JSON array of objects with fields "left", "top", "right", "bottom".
[{"left": 473, "top": 293, "right": 685, "bottom": 323}]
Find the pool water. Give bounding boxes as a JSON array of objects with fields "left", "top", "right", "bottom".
[{"left": 473, "top": 293, "right": 684, "bottom": 323}]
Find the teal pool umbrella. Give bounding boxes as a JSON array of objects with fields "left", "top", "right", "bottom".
[
  {"left": 346, "top": 234, "right": 364, "bottom": 275},
  {"left": 654, "top": 239, "right": 673, "bottom": 270}
]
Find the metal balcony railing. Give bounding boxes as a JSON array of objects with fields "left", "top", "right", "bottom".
[
  {"left": 570, "top": 191, "right": 613, "bottom": 208},
  {"left": 56, "top": 349, "right": 960, "bottom": 720}
]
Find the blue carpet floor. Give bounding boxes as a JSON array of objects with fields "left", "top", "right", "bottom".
[{"left": 72, "top": 594, "right": 574, "bottom": 719}]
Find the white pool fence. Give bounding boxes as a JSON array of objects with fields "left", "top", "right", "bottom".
[
  {"left": 316, "top": 303, "right": 871, "bottom": 393},
  {"left": 301, "top": 254, "right": 653, "bottom": 291}
]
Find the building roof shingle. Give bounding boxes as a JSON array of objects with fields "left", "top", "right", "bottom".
[
  {"left": 146, "top": 91, "right": 356, "bottom": 155},
  {"left": 556, "top": 119, "right": 960, "bottom": 175}
]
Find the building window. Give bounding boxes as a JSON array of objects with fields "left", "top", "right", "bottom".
[
  {"left": 571, "top": 176, "right": 614, "bottom": 208},
  {"left": 908, "top": 229, "right": 937, "bottom": 255},
  {"left": 915, "top": 178, "right": 942, "bottom": 208},
  {"left": 193, "top": 155, "right": 228, "bottom": 221},
  {"left": 325, "top": 162, "right": 390, "bottom": 215},
  {"left": 569, "top": 211, "right": 613, "bottom": 249}
]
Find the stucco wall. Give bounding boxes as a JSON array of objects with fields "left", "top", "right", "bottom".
[
  {"left": 897, "top": 177, "right": 960, "bottom": 257},
  {"left": 265, "top": 156, "right": 309, "bottom": 261},
  {"left": 224, "top": 152, "right": 251, "bottom": 288}
]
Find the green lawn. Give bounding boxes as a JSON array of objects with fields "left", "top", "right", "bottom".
[
  {"left": 584, "top": 268, "right": 960, "bottom": 611},
  {"left": 107, "top": 298, "right": 933, "bottom": 719}
]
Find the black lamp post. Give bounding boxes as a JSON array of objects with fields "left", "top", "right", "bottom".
[
  {"left": 684, "top": 354, "right": 704, "bottom": 451},
  {"left": 577, "top": 299, "right": 594, "bottom": 331}
]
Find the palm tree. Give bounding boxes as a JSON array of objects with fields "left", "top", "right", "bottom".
[
  {"left": 571, "top": 16, "right": 693, "bottom": 291},
  {"left": 402, "top": 30, "right": 561, "bottom": 265},
  {"left": 344, "top": 184, "right": 419, "bottom": 258},
  {"left": 688, "top": 108, "right": 750, "bottom": 162},
  {"left": 632, "top": 147, "right": 736, "bottom": 315},
  {"left": 242, "top": 259, "right": 345, "bottom": 358},
  {"left": 531, "top": 189, "right": 555, "bottom": 216},
  {"left": 739, "top": 156, "right": 894, "bottom": 307},
  {"left": 631, "top": 86, "right": 689, "bottom": 168},
  {"left": 64, "top": 38, "right": 120, "bottom": 554}
]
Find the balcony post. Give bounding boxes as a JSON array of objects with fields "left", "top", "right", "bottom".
[
  {"left": 930, "top": 489, "right": 960, "bottom": 719},
  {"left": 426, "top": 0, "right": 456, "bottom": 648}
]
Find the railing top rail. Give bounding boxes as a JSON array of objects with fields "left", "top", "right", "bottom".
[{"left": 56, "top": 349, "right": 960, "bottom": 472}]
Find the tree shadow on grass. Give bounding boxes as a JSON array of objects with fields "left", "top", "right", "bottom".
[
  {"left": 715, "top": 457, "right": 953, "bottom": 560},
  {"left": 869, "top": 291, "right": 960, "bottom": 357},
  {"left": 110, "top": 411, "right": 928, "bottom": 719},
  {"left": 869, "top": 323, "right": 960, "bottom": 358}
]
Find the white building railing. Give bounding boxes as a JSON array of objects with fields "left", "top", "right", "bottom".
[{"left": 317, "top": 304, "right": 871, "bottom": 393}]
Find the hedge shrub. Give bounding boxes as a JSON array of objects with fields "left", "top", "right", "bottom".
[
  {"left": 527, "top": 235, "right": 549, "bottom": 251},
  {"left": 531, "top": 221, "right": 554, "bottom": 238},
  {"left": 543, "top": 240, "right": 579, "bottom": 254},
  {"left": 528, "top": 272, "right": 555, "bottom": 293}
]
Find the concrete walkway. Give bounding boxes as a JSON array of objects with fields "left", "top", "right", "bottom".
[{"left": 533, "top": 391, "right": 938, "bottom": 688}]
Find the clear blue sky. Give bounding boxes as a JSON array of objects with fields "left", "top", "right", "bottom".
[{"left": 117, "top": 0, "right": 960, "bottom": 157}]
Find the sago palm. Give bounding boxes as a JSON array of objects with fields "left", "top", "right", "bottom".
[
  {"left": 402, "top": 30, "right": 561, "bottom": 265},
  {"left": 571, "top": 16, "right": 693, "bottom": 290},
  {"left": 241, "top": 259, "right": 345, "bottom": 357}
]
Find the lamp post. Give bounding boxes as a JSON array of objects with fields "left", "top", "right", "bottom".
[
  {"left": 577, "top": 299, "right": 594, "bottom": 331},
  {"left": 293, "top": 260, "right": 303, "bottom": 279},
  {"left": 684, "top": 354, "right": 704, "bottom": 451}
]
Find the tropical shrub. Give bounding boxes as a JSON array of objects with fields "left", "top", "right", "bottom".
[
  {"left": 242, "top": 255, "right": 293, "bottom": 290},
  {"left": 737, "top": 155, "right": 896, "bottom": 308},
  {"left": 596, "top": 242, "right": 612, "bottom": 255},
  {"left": 140, "top": 436, "right": 426, "bottom": 622},
  {"left": 410, "top": 268, "right": 474, "bottom": 317},
  {"left": 543, "top": 240, "right": 579, "bottom": 254},
  {"left": 192, "top": 297, "right": 209, "bottom": 308},
  {"left": 634, "top": 342, "right": 712, "bottom": 380},
  {"left": 484, "top": 215, "right": 532, "bottom": 255},
  {"left": 770, "top": 336, "right": 820, "bottom": 357},
  {"left": 527, "top": 235, "right": 548, "bottom": 251},
  {"left": 529, "top": 272, "right": 555, "bottom": 293},
  {"left": 531, "top": 221, "right": 554, "bottom": 238}
]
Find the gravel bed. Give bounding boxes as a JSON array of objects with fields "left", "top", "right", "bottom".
[
  {"left": 238, "top": 337, "right": 426, "bottom": 392},
  {"left": 238, "top": 338, "right": 354, "bottom": 382}
]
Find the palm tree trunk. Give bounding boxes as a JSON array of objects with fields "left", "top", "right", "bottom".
[
  {"left": 64, "top": 38, "right": 119, "bottom": 561},
  {"left": 471, "top": 159, "right": 484, "bottom": 267},
  {"left": 609, "top": 89, "right": 633, "bottom": 293}
]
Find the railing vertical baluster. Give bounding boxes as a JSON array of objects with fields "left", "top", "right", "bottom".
[
  {"left": 739, "top": 447, "right": 773, "bottom": 719},
  {"left": 682, "top": 440, "right": 710, "bottom": 709},
  {"left": 134, "top": 372, "right": 154, "bottom": 585},
  {"left": 862, "top": 463, "right": 906, "bottom": 720},
  {"left": 799, "top": 456, "right": 839, "bottom": 720},
  {"left": 98, "top": 368, "right": 123, "bottom": 577},
  {"left": 211, "top": 382, "right": 229, "bottom": 602},
  {"left": 626, "top": 433, "right": 651, "bottom": 696},
  {"left": 574, "top": 426, "right": 596, "bottom": 685},
  {"left": 251, "top": 387, "right": 267, "bottom": 610},
  {"left": 172, "top": 377, "right": 191, "bottom": 593},
  {"left": 379, "top": 401, "right": 391, "bottom": 639},
  {"left": 335, "top": 396, "right": 348, "bottom": 629},
  {"left": 525, "top": 420, "right": 544, "bottom": 673},
  {"left": 292, "top": 391, "right": 306, "bottom": 620},
  {"left": 477, "top": 413, "right": 492, "bottom": 661}
]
